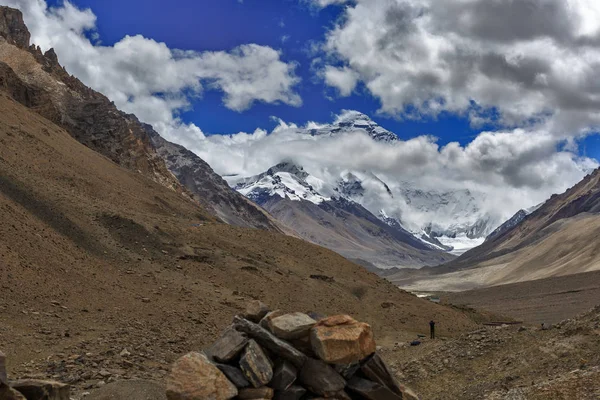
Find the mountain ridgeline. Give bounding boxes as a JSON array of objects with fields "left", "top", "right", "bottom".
[{"left": 0, "top": 10, "right": 279, "bottom": 231}]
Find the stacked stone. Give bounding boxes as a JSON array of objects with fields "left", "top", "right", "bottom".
[{"left": 166, "top": 301, "right": 419, "bottom": 400}]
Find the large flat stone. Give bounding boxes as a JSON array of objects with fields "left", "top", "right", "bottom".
[
  {"left": 207, "top": 327, "right": 248, "bottom": 363},
  {"left": 10, "top": 380, "right": 70, "bottom": 400},
  {"left": 297, "top": 358, "right": 345, "bottom": 397},
  {"left": 166, "top": 352, "right": 237, "bottom": 400},
  {"left": 233, "top": 317, "right": 307, "bottom": 368},
  {"left": 310, "top": 315, "right": 376, "bottom": 364},
  {"left": 267, "top": 313, "right": 316, "bottom": 340},
  {"left": 239, "top": 340, "right": 273, "bottom": 388}
]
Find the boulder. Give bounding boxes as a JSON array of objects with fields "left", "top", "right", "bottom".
[
  {"left": 267, "top": 313, "right": 316, "bottom": 340},
  {"left": 269, "top": 360, "right": 297, "bottom": 391},
  {"left": 310, "top": 315, "right": 376, "bottom": 364},
  {"left": 85, "top": 380, "right": 166, "bottom": 400},
  {"left": 273, "top": 385, "right": 306, "bottom": 400},
  {"left": 259, "top": 310, "right": 285, "bottom": 329},
  {"left": 165, "top": 352, "right": 237, "bottom": 400},
  {"left": 238, "top": 387, "right": 274, "bottom": 399},
  {"left": 297, "top": 358, "right": 345, "bottom": 397},
  {"left": 244, "top": 301, "right": 270, "bottom": 322},
  {"left": 10, "top": 380, "right": 70, "bottom": 400},
  {"left": 215, "top": 364, "right": 250, "bottom": 389},
  {"left": 207, "top": 327, "right": 248, "bottom": 363},
  {"left": 239, "top": 340, "right": 273, "bottom": 388},
  {"left": 346, "top": 377, "right": 402, "bottom": 400},
  {"left": 233, "top": 317, "right": 307, "bottom": 368},
  {"left": 0, "top": 382, "right": 26, "bottom": 400},
  {"left": 360, "top": 353, "right": 401, "bottom": 395},
  {"left": 0, "top": 350, "right": 6, "bottom": 384}
]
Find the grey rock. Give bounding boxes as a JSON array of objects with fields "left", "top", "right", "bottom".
[
  {"left": 244, "top": 301, "right": 270, "bottom": 322},
  {"left": 270, "top": 360, "right": 297, "bottom": 391},
  {"left": 233, "top": 317, "right": 307, "bottom": 368},
  {"left": 267, "top": 313, "right": 316, "bottom": 340},
  {"left": 273, "top": 385, "right": 306, "bottom": 400},
  {"left": 216, "top": 364, "right": 250, "bottom": 389},
  {"left": 360, "top": 353, "right": 402, "bottom": 395},
  {"left": 297, "top": 358, "right": 345, "bottom": 397},
  {"left": 239, "top": 340, "right": 273, "bottom": 388},
  {"left": 346, "top": 377, "right": 402, "bottom": 400},
  {"left": 334, "top": 363, "right": 360, "bottom": 380},
  {"left": 207, "top": 327, "right": 248, "bottom": 363}
]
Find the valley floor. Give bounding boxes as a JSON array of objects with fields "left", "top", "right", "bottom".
[
  {"left": 442, "top": 270, "right": 600, "bottom": 325},
  {"left": 381, "top": 306, "right": 600, "bottom": 399}
]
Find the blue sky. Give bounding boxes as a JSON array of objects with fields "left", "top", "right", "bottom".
[
  {"left": 41, "top": 0, "right": 498, "bottom": 148},
  {"left": 11, "top": 0, "right": 600, "bottom": 166}
]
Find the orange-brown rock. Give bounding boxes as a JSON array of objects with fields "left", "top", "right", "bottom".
[
  {"left": 310, "top": 315, "right": 376, "bottom": 364},
  {"left": 166, "top": 352, "right": 237, "bottom": 400}
]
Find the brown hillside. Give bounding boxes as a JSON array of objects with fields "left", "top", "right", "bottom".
[{"left": 0, "top": 92, "right": 476, "bottom": 387}]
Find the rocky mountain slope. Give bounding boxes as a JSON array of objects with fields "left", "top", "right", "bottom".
[
  {"left": 0, "top": 83, "right": 479, "bottom": 396},
  {"left": 227, "top": 111, "right": 504, "bottom": 258},
  {"left": 391, "top": 168, "right": 600, "bottom": 291},
  {"left": 234, "top": 162, "right": 455, "bottom": 269},
  {"left": 0, "top": 6, "right": 279, "bottom": 231},
  {"left": 0, "top": 7, "right": 481, "bottom": 392}
]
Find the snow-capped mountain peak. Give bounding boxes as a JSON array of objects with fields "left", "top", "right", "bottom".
[
  {"left": 308, "top": 110, "right": 398, "bottom": 143},
  {"left": 234, "top": 162, "right": 330, "bottom": 205}
]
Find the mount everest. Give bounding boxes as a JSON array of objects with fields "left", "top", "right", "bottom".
[{"left": 221, "top": 111, "right": 527, "bottom": 267}]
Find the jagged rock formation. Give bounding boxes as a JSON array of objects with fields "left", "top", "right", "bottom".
[{"left": 0, "top": 6, "right": 279, "bottom": 230}]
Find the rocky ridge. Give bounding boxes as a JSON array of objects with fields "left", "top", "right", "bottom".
[{"left": 0, "top": 6, "right": 279, "bottom": 231}]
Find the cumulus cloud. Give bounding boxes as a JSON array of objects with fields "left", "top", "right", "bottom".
[
  {"left": 4, "top": 0, "right": 301, "bottom": 140},
  {"left": 323, "top": 65, "right": 360, "bottom": 96},
  {"left": 184, "top": 111, "right": 597, "bottom": 230},
  {"left": 319, "top": 0, "right": 600, "bottom": 136}
]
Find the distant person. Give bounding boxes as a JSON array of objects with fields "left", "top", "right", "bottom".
[{"left": 429, "top": 320, "right": 436, "bottom": 339}]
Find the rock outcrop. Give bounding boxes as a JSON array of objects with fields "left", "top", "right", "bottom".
[
  {"left": 167, "top": 302, "right": 419, "bottom": 400},
  {"left": 0, "top": 7, "right": 30, "bottom": 48},
  {"left": 0, "top": 5, "right": 282, "bottom": 231}
]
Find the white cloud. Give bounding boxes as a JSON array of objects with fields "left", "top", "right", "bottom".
[
  {"left": 309, "top": 0, "right": 352, "bottom": 8},
  {"left": 319, "top": 0, "right": 600, "bottom": 137},
  {"left": 323, "top": 65, "right": 359, "bottom": 96},
  {"left": 4, "top": 0, "right": 301, "bottom": 140},
  {"left": 185, "top": 111, "right": 597, "bottom": 231}
]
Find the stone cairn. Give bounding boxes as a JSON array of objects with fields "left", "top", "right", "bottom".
[{"left": 166, "top": 301, "right": 419, "bottom": 400}]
